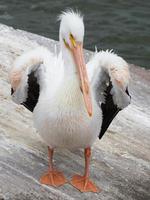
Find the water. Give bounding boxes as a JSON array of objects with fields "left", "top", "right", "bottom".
[{"left": 0, "top": 0, "right": 150, "bottom": 68}]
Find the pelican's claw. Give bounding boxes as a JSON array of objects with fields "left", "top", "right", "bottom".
[
  {"left": 40, "top": 170, "right": 67, "bottom": 187},
  {"left": 70, "top": 174, "right": 101, "bottom": 193}
]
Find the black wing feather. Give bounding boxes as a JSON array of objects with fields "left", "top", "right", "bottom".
[
  {"left": 21, "top": 71, "right": 40, "bottom": 112},
  {"left": 11, "top": 71, "right": 40, "bottom": 112},
  {"left": 99, "top": 80, "right": 130, "bottom": 139}
]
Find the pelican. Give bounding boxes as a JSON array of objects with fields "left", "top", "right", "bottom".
[{"left": 9, "top": 10, "right": 131, "bottom": 193}]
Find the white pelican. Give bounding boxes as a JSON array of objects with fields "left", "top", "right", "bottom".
[{"left": 9, "top": 10, "right": 131, "bottom": 193}]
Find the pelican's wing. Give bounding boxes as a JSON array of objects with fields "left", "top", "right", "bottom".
[
  {"left": 87, "top": 50, "right": 131, "bottom": 139},
  {"left": 10, "top": 46, "right": 63, "bottom": 112}
]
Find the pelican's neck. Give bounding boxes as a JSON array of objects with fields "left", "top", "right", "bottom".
[{"left": 60, "top": 40, "right": 77, "bottom": 76}]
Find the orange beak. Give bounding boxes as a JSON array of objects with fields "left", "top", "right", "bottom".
[{"left": 71, "top": 42, "right": 92, "bottom": 117}]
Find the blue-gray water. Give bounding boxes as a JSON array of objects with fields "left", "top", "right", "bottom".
[{"left": 0, "top": 0, "right": 150, "bottom": 68}]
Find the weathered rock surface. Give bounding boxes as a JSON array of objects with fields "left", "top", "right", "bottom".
[{"left": 0, "top": 24, "right": 150, "bottom": 200}]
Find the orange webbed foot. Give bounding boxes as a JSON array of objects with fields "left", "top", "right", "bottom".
[
  {"left": 70, "top": 174, "right": 101, "bottom": 193},
  {"left": 40, "top": 170, "right": 67, "bottom": 187}
]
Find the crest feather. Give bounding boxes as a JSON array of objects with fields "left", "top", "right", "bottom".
[{"left": 57, "top": 8, "right": 83, "bottom": 22}]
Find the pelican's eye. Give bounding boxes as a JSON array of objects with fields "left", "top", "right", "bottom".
[
  {"left": 63, "top": 39, "right": 70, "bottom": 49},
  {"left": 70, "top": 33, "right": 76, "bottom": 48}
]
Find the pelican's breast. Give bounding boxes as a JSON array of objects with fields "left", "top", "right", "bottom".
[{"left": 33, "top": 76, "right": 102, "bottom": 149}]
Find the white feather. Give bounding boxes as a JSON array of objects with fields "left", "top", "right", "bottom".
[
  {"left": 87, "top": 50, "right": 130, "bottom": 109},
  {"left": 10, "top": 46, "right": 64, "bottom": 103}
]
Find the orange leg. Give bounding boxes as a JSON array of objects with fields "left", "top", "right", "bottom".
[
  {"left": 40, "top": 147, "right": 67, "bottom": 187},
  {"left": 70, "top": 147, "right": 101, "bottom": 192}
]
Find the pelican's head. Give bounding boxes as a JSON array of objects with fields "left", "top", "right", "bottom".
[
  {"left": 58, "top": 10, "right": 92, "bottom": 117},
  {"left": 59, "top": 10, "right": 84, "bottom": 47}
]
